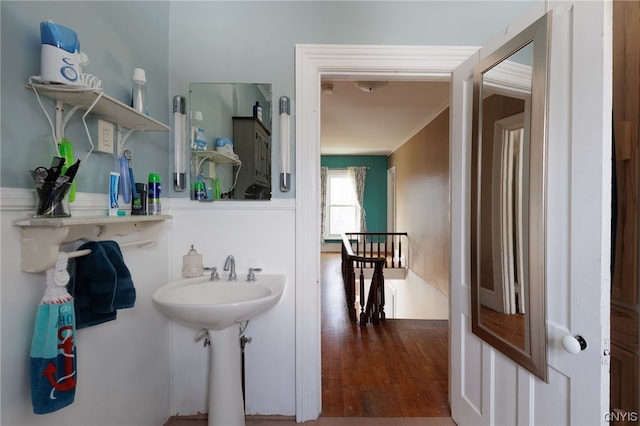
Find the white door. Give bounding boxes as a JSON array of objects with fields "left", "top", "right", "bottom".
[{"left": 450, "top": 2, "right": 611, "bottom": 425}]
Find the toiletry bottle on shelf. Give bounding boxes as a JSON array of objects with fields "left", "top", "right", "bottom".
[
  {"left": 194, "top": 174, "right": 205, "bottom": 200},
  {"left": 131, "top": 183, "right": 147, "bottom": 215},
  {"left": 193, "top": 128, "right": 207, "bottom": 150},
  {"left": 214, "top": 178, "right": 221, "bottom": 200},
  {"left": 148, "top": 173, "right": 161, "bottom": 215},
  {"left": 253, "top": 102, "right": 262, "bottom": 122},
  {"left": 132, "top": 68, "right": 148, "bottom": 115}
]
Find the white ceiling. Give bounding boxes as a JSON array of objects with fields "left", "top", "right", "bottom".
[{"left": 320, "top": 80, "right": 451, "bottom": 155}]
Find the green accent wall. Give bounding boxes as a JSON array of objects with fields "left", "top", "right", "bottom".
[{"left": 321, "top": 155, "right": 388, "bottom": 234}]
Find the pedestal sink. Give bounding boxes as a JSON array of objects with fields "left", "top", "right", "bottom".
[{"left": 152, "top": 274, "right": 285, "bottom": 426}]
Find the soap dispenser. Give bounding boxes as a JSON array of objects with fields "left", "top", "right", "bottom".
[{"left": 182, "top": 245, "right": 204, "bottom": 278}]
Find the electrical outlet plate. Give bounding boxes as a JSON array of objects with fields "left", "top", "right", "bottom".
[{"left": 97, "top": 119, "right": 114, "bottom": 154}]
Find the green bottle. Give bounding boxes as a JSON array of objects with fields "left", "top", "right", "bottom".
[
  {"left": 194, "top": 176, "right": 205, "bottom": 200},
  {"left": 214, "top": 178, "right": 221, "bottom": 200},
  {"left": 148, "top": 173, "right": 161, "bottom": 215}
]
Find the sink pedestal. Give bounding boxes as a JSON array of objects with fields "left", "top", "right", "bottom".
[{"left": 207, "top": 326, "right": 245, "bottom": 426}]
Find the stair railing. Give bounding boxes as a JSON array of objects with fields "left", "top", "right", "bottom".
[
  {"left": 341, "top": 233, "right": 386, "bottom": 325},
  {"left": 344, "top": 232, "right": 408, "bottom": 269}
]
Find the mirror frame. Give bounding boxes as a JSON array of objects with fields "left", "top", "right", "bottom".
[{"left": 470, "top": 12, "right": 551, "bottom": 382}]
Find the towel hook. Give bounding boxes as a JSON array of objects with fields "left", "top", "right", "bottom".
[{"left": 53, "top": 252, "right": 70, "bottom": 287}]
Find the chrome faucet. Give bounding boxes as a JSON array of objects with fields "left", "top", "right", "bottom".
[{"left": 224, "top": 255, "right": 237, "bottom": 281}]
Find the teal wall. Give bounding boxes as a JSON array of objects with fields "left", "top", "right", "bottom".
[
  {"left": 321, "top": 155, "right": 388, "bottom": 234},
  {"left": 1, "top": 1, "right": 538, "bottom": 197}
]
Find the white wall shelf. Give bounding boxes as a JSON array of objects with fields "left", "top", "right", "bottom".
[
  {"left": 13, "top": 214, "right": 172, "bottom": 273},
  {"left": 193, "top": 150, "right": 241, "bottom": 166},
  {"left": 26, "top": 83, "right": 170, "bottom": 132},
  {"left": 192, "top": 151, "right": 242, "bottom": 193},
  {"left": 26, "top": 82, "right": 170, "bottom": 156}
]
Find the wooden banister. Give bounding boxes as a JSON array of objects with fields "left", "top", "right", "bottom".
[
  {"left": 341, "top": 233, "right": 397, "bottom": 325},
  {"left": 344, "top": 232, "right": 408, "bottom": 269}
]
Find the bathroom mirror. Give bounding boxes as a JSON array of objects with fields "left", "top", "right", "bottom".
[
  {"left": 470, "top": 13, "right": 550, "bottom": 382},
  {"left": 189, "top": 83, "right": 272, "bottom": 200}
]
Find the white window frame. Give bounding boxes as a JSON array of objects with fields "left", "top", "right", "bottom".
[{"left": 325, "top": 169, "right": 361, "bottom": 240}]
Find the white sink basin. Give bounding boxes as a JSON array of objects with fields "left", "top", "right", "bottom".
[{"left": 152, "top": 274, "right": 285, "bottom": 330}]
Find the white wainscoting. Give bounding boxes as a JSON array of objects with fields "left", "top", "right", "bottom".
[
  {"left": 0, "top": 188, "right": 172, "bottom": 426},
  {"left": 166, "top": 198, "right": 297, "bottom": 416}
]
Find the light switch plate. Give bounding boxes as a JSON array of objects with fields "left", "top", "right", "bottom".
[{"left": 97, "top": 119, "right": 114, "bottom": 154}]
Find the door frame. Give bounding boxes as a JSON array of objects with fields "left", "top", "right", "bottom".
[
  {"left": 294, "top": 44, "right": 478, "bottom": 422},
  {"left": 387, "top": 166, "right": 396, "bottom": 233}
]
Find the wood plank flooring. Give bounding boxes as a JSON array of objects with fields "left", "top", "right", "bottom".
[{"left": 321, "top": 252, "right": 450, "bottom": 417}]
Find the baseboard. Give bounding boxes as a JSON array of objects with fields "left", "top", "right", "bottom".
[{"left": 321, "top": 242, "right": 342, "bottom": 252}]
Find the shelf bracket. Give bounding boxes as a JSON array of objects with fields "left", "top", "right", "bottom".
[
  {"left": 19, "top": 226, "right": 71, "bottom": 273},
  {"left": 117, "top": 126, "right": 140, "bottom": 157},
  {"left": 31, "top": 83, "right": 100, "bottom": 160}
]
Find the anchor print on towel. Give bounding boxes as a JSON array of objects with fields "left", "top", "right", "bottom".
[{"left": 43, "top": 308, "right": 76, "bottom": 398}]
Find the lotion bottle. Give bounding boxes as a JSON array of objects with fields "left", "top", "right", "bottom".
[{"left": 182, "top": 245, "right": 204, "bottom": 278}]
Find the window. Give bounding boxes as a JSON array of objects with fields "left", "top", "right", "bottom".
[{"left": 326, "top": 169, "right": 361, "bottom": 239}]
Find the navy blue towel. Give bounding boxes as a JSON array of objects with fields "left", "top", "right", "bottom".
[{"left": 70, "top": 241, "right": 136, "bottom": 329}]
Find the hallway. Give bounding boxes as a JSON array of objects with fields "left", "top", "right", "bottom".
[{"left": 320, "top": 253, "right": 450, "bottom": 417}]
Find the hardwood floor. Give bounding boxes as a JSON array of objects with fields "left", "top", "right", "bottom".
[{"left": 321, "top": 252, "right": 450, "bottom": 418}]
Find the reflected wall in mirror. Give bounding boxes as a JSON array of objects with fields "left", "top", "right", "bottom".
[
  {"left": 471, "top": 12, "right": 550, "bottom": 382},
  {"left": 189, "top": 83, "right": 272, "bottom": 200}
]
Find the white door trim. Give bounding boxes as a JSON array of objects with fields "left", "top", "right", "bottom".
[
  {"left": 387, "top": 166, "right": 396, "bottom": 233},
  {"left": 294, "top": 43, "right": 478, "bottom": 422}
]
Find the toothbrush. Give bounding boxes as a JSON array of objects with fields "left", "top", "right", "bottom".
[
  {"left": 124, "top": 150, "right": 138, "bottom": 199},
  {"left": 119, "top": 154, "right": 131, "bottom": 203}
]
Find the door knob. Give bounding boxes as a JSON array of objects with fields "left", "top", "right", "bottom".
[{"left": 562, "top": 334, "right": 587, "bottom": 354}]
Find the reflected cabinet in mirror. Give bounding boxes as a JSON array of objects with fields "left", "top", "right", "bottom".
[
  {"left": 470, "top": 13, "right": 550, "bottom": 382},
  {"left": 189, "top": 83, "right": 272, "bottom": 200}
]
